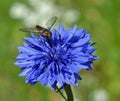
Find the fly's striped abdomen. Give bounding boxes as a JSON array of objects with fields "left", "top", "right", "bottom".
[
  {"left": 42, "top": 29, "right": 52, "bottom": 38},
  {"left": 36, "top": 25, "right": 52, "bottom": 38}
]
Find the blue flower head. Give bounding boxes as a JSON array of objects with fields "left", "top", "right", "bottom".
[{"left": 15, "top": 23, "right": 98, "bottom": 90}]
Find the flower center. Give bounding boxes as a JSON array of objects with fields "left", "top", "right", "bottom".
[{"left": 50, "top": 49, "right": 61, "bottom": 61}]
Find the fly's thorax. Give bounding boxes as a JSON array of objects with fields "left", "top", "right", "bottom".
[{"left": 36, "top": 25, "right": 43, "bottom": 30}]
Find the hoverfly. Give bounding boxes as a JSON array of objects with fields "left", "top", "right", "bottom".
[{"left": 19, "top": 16, "right": 57, "bottom": 38}]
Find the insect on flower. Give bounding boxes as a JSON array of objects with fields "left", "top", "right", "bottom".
[
  {"left": 19, "top": 16, "right": 57, "bottom": 38},
  {"left": 15, "top": 20, "right": 99, "bottom": 92}
]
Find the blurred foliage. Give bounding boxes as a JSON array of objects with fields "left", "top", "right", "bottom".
[{"left": 0, "top": 0, "right": 120, "bottom": 101}]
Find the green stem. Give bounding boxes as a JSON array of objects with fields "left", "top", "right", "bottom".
[
  {"left": 64, "top": 84, "right": 74, "bottom": 101},
  {"left": 56, "top": 86, "right": 67, "bottom": 101},
  {"left": 57, "top": 84, "right": 74, "bottom": 101}
]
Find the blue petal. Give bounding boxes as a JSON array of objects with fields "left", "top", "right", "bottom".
[
  {"left": 72, "top": 24, "right": 78, "bottom": 33},
  {"left": 59, "top": 23, "right": 64, "bottom": 34},
  {"left": 24, "top": 38, "right": 45, "bottom": 51},
  {"left": 15, "top": 61, "right": 35, "bottom": 67},
  {"left": 57, "top": 72, "right": 64, "bottom": 85},
  {"left": 74, "top": 73, "right": 82, "bottom": 80},
  {"left": 72, "top": 37, "right": 90, "bottom": 47},
  {"left": 19, "top": 68, "right": 32, "bottom": 76}
]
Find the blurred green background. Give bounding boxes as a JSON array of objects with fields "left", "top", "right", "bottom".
[{"left": 0, "top": 0, "right": 120, "bottom": 101}]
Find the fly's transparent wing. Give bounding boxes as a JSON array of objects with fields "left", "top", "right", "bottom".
[
  {"left": 46, "top": 16, "right": 57, "bottom": 30},
  {"left": 19, "top": 28, "right": 40, "bottom": 33}
]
